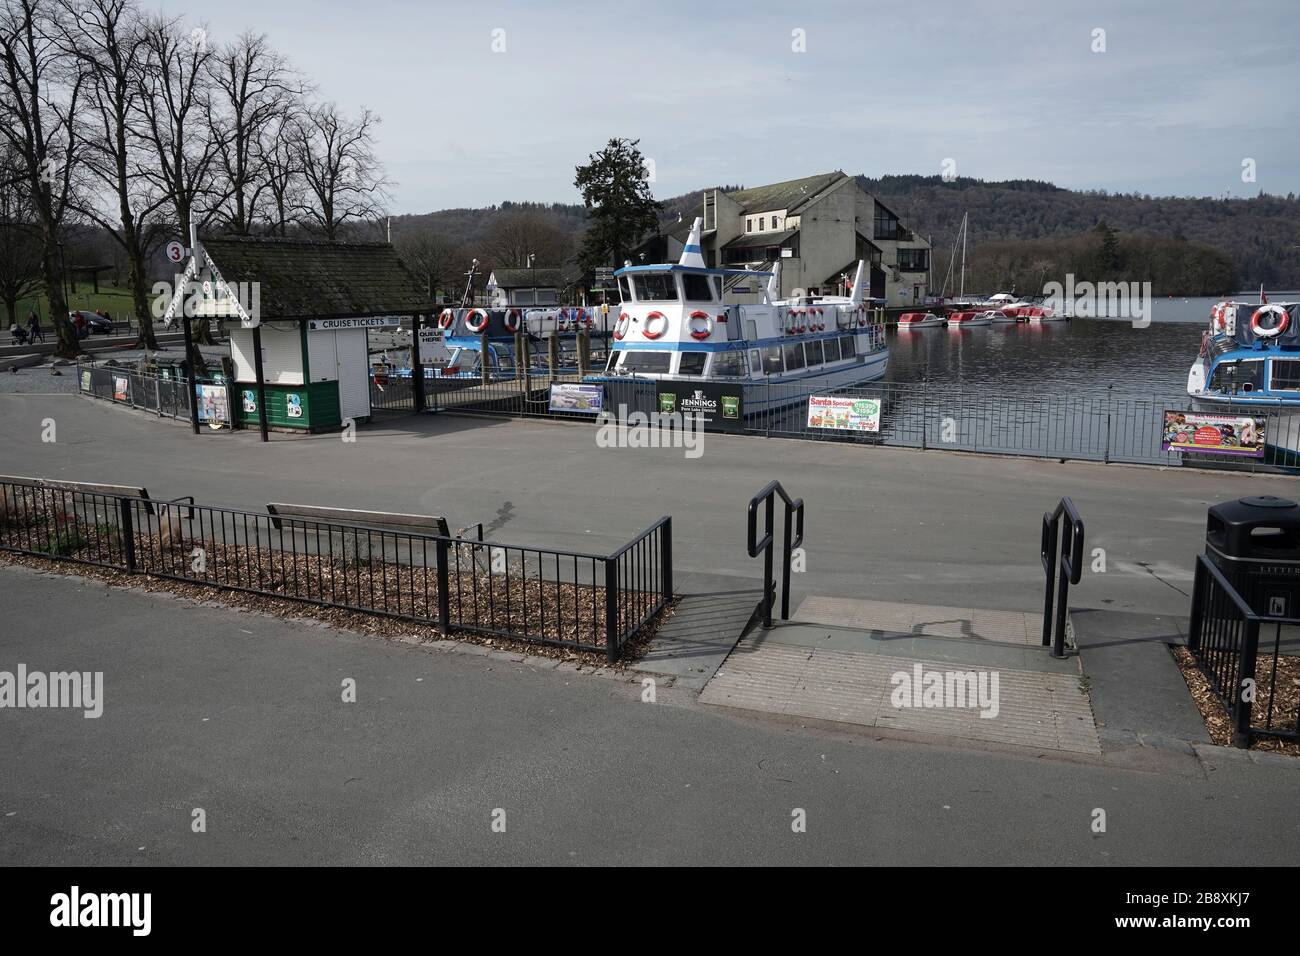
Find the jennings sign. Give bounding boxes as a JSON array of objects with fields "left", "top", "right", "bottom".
[{"left": 656, "top": 383, "right": 743, "bottom": 432}]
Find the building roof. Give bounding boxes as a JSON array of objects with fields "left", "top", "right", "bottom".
[
  {"left": 488, "top": 267, "right": 566, "bottom": 289},
  {"left": 723, "top": 228, "right": 800, "bottom": 250},
  {"left": 726, "top": 171, "right": 848, "bottom": 215},
  {"left": 198, "top": 235, "right": 432, "bottom": 319}
]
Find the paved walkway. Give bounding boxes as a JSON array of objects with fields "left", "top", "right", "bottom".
[{"left": 701, "top": 600, "right": 1100, "bottom": 755}]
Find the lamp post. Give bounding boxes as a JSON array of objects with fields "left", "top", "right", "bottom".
[{"left": 527, "top": 252, "right": 535, "bottom": 307}]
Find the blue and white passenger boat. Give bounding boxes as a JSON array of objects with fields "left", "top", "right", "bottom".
[
  {"left": 1186, "top": 297, "right": 1300, "bottom": 460},
  {"left": 594, "top": 218, "right": 888, "bottom": 411}
]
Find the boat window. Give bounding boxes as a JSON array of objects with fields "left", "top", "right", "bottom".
[
  {"left": 618, "top": 276, "right": 631, "bottom": 302},
  {"left": 805, "top": 340, "right": 824, "bottom": 366},
  {"left": 711, "top": 351, "right": 747, "bottom": 378},
  {"left": 745, "top": 319, "right": 758, "bottom": 339},
  {"left": 678, "top": 351, "right": 707, "bottom": 376},
  {"left": 1209, "top": 359, "right": 1264, "bottom": 393},
  {"left": 619, "top": 351, "right": 673, "bottom": 373},
  {"left": 1271, "top": 359, "right": 1300, "bottom": 391},
  {"left": 712, "top": 277, "right": 722, "bottom": 298},
  {"left": 632, "top": 273, "right": 678, "bottom": 301},
  {"left": 838, "top": 337, "right": 854, "bottom": 361},
  {"left": 682, "top": 273, "right": 714, "bottom": 302},
  {"left": 783, "top": 342, "right": 805, "bottom": 371},
  {"left": 605, "top": 351, "right": 617, "bottom": 372},
  {"left": 750, "top": 349, "right": 762, "bottom": 373},
  {"left": 762, "top": 345, "right": 784, "bottom": 374}
]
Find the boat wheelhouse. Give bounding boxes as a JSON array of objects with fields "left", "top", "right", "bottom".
[{"left": 592, "top": 218, "right": 888, "bottom": 404}]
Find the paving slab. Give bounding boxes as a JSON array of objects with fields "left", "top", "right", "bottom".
[
  {"left": 631, "top": 571, "right": 762, "bottom": 687},
  {"left": 700, "top": 632, "right": 1100, "bottom": 755},
  {"left": 1069, "top": 608, "right": 1210, "bottom": 747},
  {"left": 794, "top": 595, "right": 1038, "bottom": 645}
]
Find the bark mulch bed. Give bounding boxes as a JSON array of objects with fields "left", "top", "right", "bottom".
[
  {"left": 1172, "top": 645, "right": 1300, "bottom": 757},
  {"left": 1, "top": 537, "right": 674, "bottom": 670}
]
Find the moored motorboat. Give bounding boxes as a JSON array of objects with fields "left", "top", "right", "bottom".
[
  {"left": 897, "top": 311, "right": 946, "bottom": 329},
  {"left": 945, "top": 310, "right": 992, "bottom": 327}
]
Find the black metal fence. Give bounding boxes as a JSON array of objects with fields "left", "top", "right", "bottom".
[
  {"left": 1187, "top": 554, "right": 1299, "bottom": 746},
  {"left": 77, "top": 361, "right": 233, "bottom": 427},
  {"left": 0, "top": 477, "right": 671, "bottom": 661}
]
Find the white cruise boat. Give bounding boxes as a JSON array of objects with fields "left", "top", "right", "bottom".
[{"left": 592, "top": 218, "right": 888, "bottom": 410}]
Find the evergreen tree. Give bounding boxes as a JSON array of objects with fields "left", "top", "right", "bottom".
[{"left": 573, "top": 138, "right": 661, "bottom": 274}]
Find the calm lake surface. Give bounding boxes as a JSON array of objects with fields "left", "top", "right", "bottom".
[{"left": 886, "top": 293, "right": 1295, "bottom": 400}]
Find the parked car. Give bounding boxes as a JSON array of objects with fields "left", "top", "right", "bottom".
[{"left": 69, "top": 311, "right": 114, "bottom": 337}]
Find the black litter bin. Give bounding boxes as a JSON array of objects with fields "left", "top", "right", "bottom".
[{"left": 1205, "top": 495, "right": 1300, "bottom": 618}]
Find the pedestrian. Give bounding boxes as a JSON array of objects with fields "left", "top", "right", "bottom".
[{"left": 26, "top": 309, "right": 44, "bottom": 343}]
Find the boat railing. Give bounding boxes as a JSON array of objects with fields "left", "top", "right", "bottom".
[{"left": 747, "top": 480, "right": 805, "bottom": 630}]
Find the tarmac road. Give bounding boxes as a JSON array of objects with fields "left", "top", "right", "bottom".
[
  {"left": 1, "top": 564, "right": 1296, "bottom": 866},
  {"left": 0, "top": 392, "right": 1288, "bottom": 616}
]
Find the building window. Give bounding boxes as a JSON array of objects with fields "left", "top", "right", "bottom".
[
  {"left": 873, "top": 204, "right": 901, "bottom": 241},
  {"left": 772, "top": 216, "right": 781, "bottom": 229},
  {"left": 746, "top": 219, "right": 753, "bottom": 232},
  {"left": 759, "top": 217, "right": 765, "bottom": 231},
  {"left": 897, "top": 248, "right": 929, "bottom": 272}
]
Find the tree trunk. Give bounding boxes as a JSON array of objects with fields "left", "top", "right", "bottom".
[
  {"left": 40, "top": 244, "right": 78, "bottom": 358},
  {"left": 4, "top": 297, "right": 16, "bottom": 331},
  {"left": 125, "top": 238, "right": 159, "bottom": 350}
]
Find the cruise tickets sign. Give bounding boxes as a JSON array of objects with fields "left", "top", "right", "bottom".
[
  {"left": 1162, "top": 410, "right": 1266, "bottom": 458},
  {"left": 807, "top": 396, "right": 881, "bottom": 432}
]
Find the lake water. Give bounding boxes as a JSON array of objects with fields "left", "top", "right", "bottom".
[{"left": 887, "top": 293, "right": 1295, "bottom": 401}]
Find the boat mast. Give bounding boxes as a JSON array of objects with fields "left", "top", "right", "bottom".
[{"left": 959, "top": 212, "right": 967, "bottom": 301}]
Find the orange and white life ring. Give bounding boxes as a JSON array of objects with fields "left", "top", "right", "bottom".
[
  {"left": 687, "top": 310, "right": 713, "bottom": 341},
  {"left": 613, "top": 312, "right": 630, "bottom": 341},
  {"left": 1251, "top": 304, "right": 1289, "bottom": 338},
  {"left": 642, "top": 311, "right": 668, "bottom": 340},
  {"left": 465, "top": 308, "right": 489, "bottom": 333},
  {"left": 504, "top": 308, "right": 521, "bottom": 333},
  {"left": 438, "top": 308, "right": 455, "bottom": 330}
]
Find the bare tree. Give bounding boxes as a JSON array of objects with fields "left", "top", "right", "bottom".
[
  {"left": 59, "top": 0, "right": 166, "bottom": 349},
  {"left": 0, "top": 0, "right": 85, "bottom": 357},
  {"left": 0, "top": 145, "right": 43, "bottom": 328},
  {"left": 257, "top": 105, "right": 303, "bottom": 235},
  {"left": 392, "top": 223, "right": 459, "bottom": 300},
  {"left": 208, "top": 31, "right": 301, "bottom": 234},
  {"left": 294, "top": 102, "right": 387, "bottom": 240},
  {"left": 135, "top": 14, "right": 219, "bottom": 240},
  {"left": 481, "top": 207, "right": 571, "bottom": 269}
]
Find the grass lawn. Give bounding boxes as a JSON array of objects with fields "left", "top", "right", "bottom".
[{"left": 16, "top": 286, "right": 138, "bottom": 322}]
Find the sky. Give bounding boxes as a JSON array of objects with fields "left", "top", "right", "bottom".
[{"left": 161, "top": 0, "right": 1300, "bottom": 213}]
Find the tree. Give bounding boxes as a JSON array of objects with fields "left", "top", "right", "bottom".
[
  {"left": 573, "top": 137, "right": 660, "bottom": 274},
  {"left": 480, "top": 207, "right": 569, "bottom": 269},
  {"left": 59, "top": 0, "right": 168, "bottom": 349},
  {"left": 257, "top": 106, "right": 303, "bottom": 236},
  {"left": 208, "top": 31, "right": 301, "bottom": 234},
  {"left": 392, "top": 223, "right": 458, "bottom": 300},
  {"left": 1094, "top": 218, "right": 1120, "bottom": 275},
  {"left": 0, "top": 0, "right": 84, "bottom": 357},
  {"left": 294, "top": 102, "right": 387, "bottom": 239},
  {"left": 0, "top": 145, "right": 43, "bottom": 327}
]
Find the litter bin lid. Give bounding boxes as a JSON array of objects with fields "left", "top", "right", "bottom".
[{"left": 1238, "top": 496, "right": 1296, "bottom": 509}]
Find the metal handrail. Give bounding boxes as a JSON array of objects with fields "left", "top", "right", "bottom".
[
  {"left": 1040, "top": 496, "right": 1084, "bottom": 658},
  {"left": 747, "top": 480, "right": 804, "bottom": 629}
]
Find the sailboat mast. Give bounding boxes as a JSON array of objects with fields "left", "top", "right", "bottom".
[{"left": 959, "top": 212, "right": 967, "bottom": 300}]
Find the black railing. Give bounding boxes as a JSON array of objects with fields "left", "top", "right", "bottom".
[
  {"left": 1041, "top": 496, "right": 1084, "bottom": 658},
  {"left": 77, "top": 360, "right": 232, "bottom": 427},
  {"left": 0, "top": 476, "right": 671, "bottom": 662},
  {"left": 747, "top": 480, "right": 804, "bottom": 629},
  {"left": 1188, "top": 554, "right": 1299, "bottom": 747}
]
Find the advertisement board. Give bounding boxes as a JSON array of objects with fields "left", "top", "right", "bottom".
[
  {"left": 548, "top": 383, "right": 604, "bottom": 414},
  {"left": 1162, "top": 410, "right": 1266, "bottom": 458},
  {"left": 807, "top": 395, "right": 881, "bottom": 432},
  {"left": 655, "top": 382, "right": 743, "bottom": 431}
]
